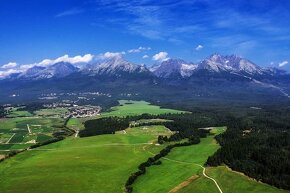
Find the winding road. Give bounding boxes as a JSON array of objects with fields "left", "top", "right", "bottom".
[{"left": 197, "top": 163, "right": 223, "bottom": 193}]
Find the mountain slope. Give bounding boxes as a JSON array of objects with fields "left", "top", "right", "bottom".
[
  {"left": 83, "top": 56, "right": 150, "bottom": 77},
  {"left": 151, "top": 59, "right": 197, "bottom": 78},
  {"left": 19, "top": 62, "right": 79, "bottom": 80}
]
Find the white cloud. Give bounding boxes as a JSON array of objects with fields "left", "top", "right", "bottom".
[
  {"left": 279, "top": 60, "right": 288, "bottom": 67},
  {"left": 195, "top": 45, "right": 203, "bottom": 51},
  {"left": 1, "top": 62, "right": 17, "bottom": 69},
  {"left": 152, "top": 52, "right": 169, "bottom": 62},
  {"left": 98, "top": 52, "right": 125, "bottom": 59},
  {"left": 142, "top": 55, "right": 149, "bottom": 59},
  {"left": 0, "top": 69, "right": 21, "bottom": 79},
  {"left": 128, "top": 46, "right": 151, "bottom": 53},
  {"left": 39, "top": 54, "right": 94, "bottom": 66}
]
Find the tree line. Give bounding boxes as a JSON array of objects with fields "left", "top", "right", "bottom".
[{"left": 125, "top": 136, "right": 201, "bottom": 193}]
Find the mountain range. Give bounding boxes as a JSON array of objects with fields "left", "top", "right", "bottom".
[
  {"left": 2, "top": 54, "right": 287, "bottom": 81},
  {"left": 0, "top": 54, "right": 289, "bottom": 105}
]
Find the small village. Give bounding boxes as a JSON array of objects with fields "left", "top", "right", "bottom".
[{"left": 65, "top": 105, "right": 101, "bottom": 118}]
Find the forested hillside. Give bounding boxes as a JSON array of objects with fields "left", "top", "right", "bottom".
[{"left": 207, "top": 110, "right": 290, "bottom": 190}]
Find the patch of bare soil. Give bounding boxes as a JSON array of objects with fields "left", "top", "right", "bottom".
[
  {"left": 168, "top": 175, "right": 199, "bottom": 193},
  {"left": 0, "top": 154, "right": 6, "bottom": 160}
]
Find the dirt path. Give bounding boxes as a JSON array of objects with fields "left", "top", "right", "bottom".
[
  {"left": 75, "top": 130, "right": 79, "bottom": 138},
  {"left": 0, "top": 154, "right": 5, "bottom": 160},
  {"left": 198, "top": 164, "right": 223, "bottom": 193},
  {"left": 163, "top": 157, "right": 223, "bottom": 193},
  {"left": 168, "top": 175, "right": 199, "bottom": 193},
  {"left": 27, "top": 124, "right": 32, "bottom": 134},
  {"left": 6, "top": 133, "right": 16, "bottom": 144}
]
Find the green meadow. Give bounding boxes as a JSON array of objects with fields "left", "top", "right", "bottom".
[
  {"left": 99, "top": 100, "right": 187, "bottom": 117},
  {"left": 133, "top": 127, "right": 288, "bottom": 193},
  {"left": 34, "top": 107, "right": 68, "bottom": 117},
  {"left": 66, "top": 118, "right": 84, "bottom": 130},
  {"left": 177, "top": 166, "right": 288, "bottom": 193},
  {"left": 0, "top": 102, "right": 288, "bottom": 193},
  {"left": 0, "top": 116, "right": 64, "bottom": 151},
  {"left": 133, "top": 127, "right": 226, "bottom": 193},
  {"left": 0, "top": 126, "right": 170, "bottom": 193},
  {"left": 6, "top": 110, "right": 33, "bottom": 118}
]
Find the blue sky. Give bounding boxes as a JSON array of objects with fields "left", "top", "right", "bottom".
[{"left": 0, "top": 0, "right": 290, "bottom": 71}]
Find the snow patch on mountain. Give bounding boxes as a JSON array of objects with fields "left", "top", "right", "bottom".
[{"left": 152, "top": 59, "right": 197, "bottom": 78}]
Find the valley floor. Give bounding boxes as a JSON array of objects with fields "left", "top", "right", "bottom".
[
  {"left": 0, "top": 101, "right": 288, "bottom": 193},
  {"left": 0, "top": 126, "right": 286, "bottom": 193}
]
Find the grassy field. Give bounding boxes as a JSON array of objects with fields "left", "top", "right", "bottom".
[
  {"left": 0, "top": 125, "right": 171, "bottom": 193},
  {"left": 133, "top": 127, "right": 226, "bottom": 193},
  {"left": 177, "top": 166, "right": 288, "bottom": 193},
  {"left": 66, "top": 118, "right": 84, "bottom": 130},
  {"left": 34, "top": 108, "right": 68, "bottom": 117},
  {"left": 99, "top": 100, "right": 187, "bottom": 117},
  {"left": 66, "top": 100, "right": 182, "bottom": 130},
  {"left": 0, "top": 102, "right": 288, "bottom": 193},
  {"left": 133, "top": 127, "right": 288, "bottom": 193},
  {"left": 0, "top": 100, "right": 183, "bottom": 153},
  {"left": 6, "top": 110, "right": 33, "bottom": 118},
  {"left": 0, "top": 117, "right": 64, "bottom": 151}
]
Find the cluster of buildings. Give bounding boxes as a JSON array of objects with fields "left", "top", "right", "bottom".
[{"left": 65, "top": 105, "right": 101, "bottom": 118}]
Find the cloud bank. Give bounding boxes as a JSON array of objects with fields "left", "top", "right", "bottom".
[{"left": 0, "top": 54, "right": 94, "bottom": 79}]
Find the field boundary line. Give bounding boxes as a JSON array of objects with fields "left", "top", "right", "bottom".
[
  {"left": 27, "top": 124, "right": 32, "bottom": 134},
  {"left": 6, "top": 133, "right": 16, "bottom": 144}
]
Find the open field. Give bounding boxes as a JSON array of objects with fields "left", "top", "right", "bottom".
[
  {"left": 177, "top": 166, "right": 288, "bottom": 193},
  {"left": 34, "top": 107, "right": 68, "bottom": 117},
  {"left": 66, "top": 118, "right": 84, "bottom": 130},
  {"left": 0, "top": 117, "right": 64, "bottom": 151},
  {"left": 133, "top": 127, "right": 287, "bottom": 193},
  {"left": 99, "top": 100, "right": 187, "bottom": 117},
  {"left": 6, "top": 110, "right": 33, "bottom": 118},
  {"left": 133, "top": 127, "right": 226, "bottom": 193},
  {"left": 0, "top": 102, "right": 288, "bottom": 193},
  {"left": 66, "top": 100, "right": 182, "bottom": 131},
  {"left": 0, "top": 125, "right": 171, "bottom": 193}
]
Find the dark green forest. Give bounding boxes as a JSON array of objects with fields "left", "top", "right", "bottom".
[
  {"left": 206, "top": 112, "right": 290, "bottom": 190},
  {"left": 0, "top": 106, "right": 6, "bottom": 118}
]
